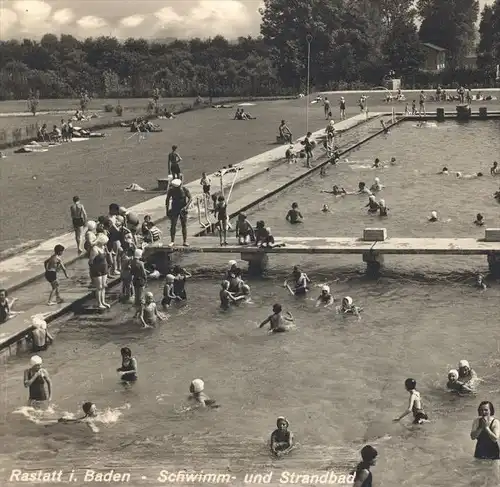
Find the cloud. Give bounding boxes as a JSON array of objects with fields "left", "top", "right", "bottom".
[
  {"left": 52, "top": 8, "right": 75, "bottom": 25},
  {"left": 12, "top": 0, "right": 53, "bottom": 34},
  {"left": 77, "top": 16, "right": 108, "bottom": 30},
  {"left": 154, "top": 7, "right": 183, "bottom": 26},
  {"left": 0, "top": 8, "right": 19, "bottom": 37},
  {"left": 120, "top": 15, "right": 146, "bottom": 28}
]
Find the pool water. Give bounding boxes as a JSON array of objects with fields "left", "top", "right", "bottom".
[{"left": 2, "top": 121, "right": 500, "bottom": 487}]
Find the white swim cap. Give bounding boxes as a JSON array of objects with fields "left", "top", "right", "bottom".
[
  {"left": 30, "top": 355, "right": 42, "bottom": 366},
  {"left": 96, "top": 233, "right": 109, "bottom": 246},
  {"left": 343, "top": 296, "right": 353, "bottom": 306},
  {"left": 374, "top": 177, "right": 380, "bottom": 183},
  {"left": 86, "top": 220, "right": 96, "bottom": 231},
  {"left": 379, "top": 199, "right": 385, "bottom": 207},
  {"left": 145, "top": 291, "right": 153, "bottom": 299},
  {"left": 369, "top": 195, "right": 376, "bottom": 201},
  {"left": 430, "top": 211, "right": 437, "bottom": 218},
  {"left": 266, "top": 227, "right": 271, "bottom": 233},
  {"left": 32, "top": 315, "right": 47, "bottom": 330},
  {"left": 322, "top": 285, "right": 330, "bottom": 293},
  {"left": 228, "top": 260, "right": 237, "bottom": 267},
  {"left": 191, "top": 379, "right": 204, "bottom": 393},
  {"left": 456, "top": 172, "right": 462, "bottom": 177},
  {"left": 459, "top": 359, "right": 470, "bottom": 368},
  {"left": 171, "top": 179, "right": 182, "bottom": 188},
  {"left": 448, "top": 369, "right": 459, "bottom": 379},
  {"left": 134, "top": 249, "right": 143, "bottom": 259},
  {"left": 166, "top": 274, "right": 175, "bottom": 282}
]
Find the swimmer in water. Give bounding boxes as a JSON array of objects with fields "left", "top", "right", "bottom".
[
  {"left": 284, "top": 266, "right": 310, "bottom": 296},
  {"left": 370, "top": 177, "right": 383, "bottom": 192},
  {"left": 475, "top": 273, "right": 487, "bottom": 290},
  {"left": 456, "top": 171, "right": 483, "bottom": 179},
  {"left": 316, "top": 285, "right": 334, "bottom": 307},
  {"left": 186, "top": 379, "right": 219, "bottom": 409},
  {"left": 24, "top": 355, "right": 52, "bottom": 408},
  {"left": 219, "top": 280, "right": 245, "bottom": 310},
  {"left": 139, "top": 291, "right": 165, "bottom": 328},
  {"left": 458, "top": 359, "right": 478, "bottom": 392},
  {"left": 58, "top": 402, "right": 100, "bottom": 432},
  {"left": 372, "top": 158, "right": 382, "bottom": 168},
  {"left": 117, "top": 347, "right": 138, "bottom": 383},
  {"left": 357, "top": 182, "right": 372, "bottom": 195},
  {"left": 491, "top": 161, "right": 499, "bottom": 176},
  {"left": 337, "top": 296, "right": 362, "bottom": 317},
  {"left": 428, "top": 211, "right": 438, "bottom": 222},
  {"left": 270, "top": 416, "right": 295, "bottom": 457},
  {"left": 366, "top": 195, "right": 379, "bottom": 213},
  {"left": 378, "top": 199, "right": 389, "bottom": 217},
  {"left": 393, "top": 378, "right": 429, "bottom": 425},
  {"left": 321, "top": 204, "right": 330, "bottom": 212},
  {"left": 161, "top": 274, "right": 181, "bottom": 309},
  {"left": 474, "top": 213, "right": 485, "bottom": 226},
  {"left": 286, "top": 202, "right": 303, "bottom": 224},
  {"left": 447, "top": 369, "right": 472, "bottom": 394},
  {"left": 322, "top": 185, "right": 346, "bottom": 195},
  {"left": 259, "top": 303, "right": 294, "bottom": 333},
  {"left": 438, "top": 167, "right": 449, "bottom": 175}
]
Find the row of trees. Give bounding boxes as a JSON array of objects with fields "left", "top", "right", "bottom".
[{"left": 0, "top": 0, "right": 498, "bottom": 100}]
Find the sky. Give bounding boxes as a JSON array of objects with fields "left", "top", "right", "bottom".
[{"left": 0, "top": 0, "right": 494, "bottom": 41}]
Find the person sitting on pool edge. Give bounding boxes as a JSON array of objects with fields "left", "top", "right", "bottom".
[
  {"left": 286, "top": 202, "right": 303, "bottom": 224},
  {"left": 187, "top": 379, "right": 219, "bottom": 409},
  {"left": 259, "top": 304, "right": 294, "bottom": 333},
  {"left": 270, "top": 417, "right": 295, "bottom": 457}
]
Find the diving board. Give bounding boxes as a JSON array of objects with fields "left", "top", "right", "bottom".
[{"left": 143, "top": 228, "right": 500, "bottom": 277}]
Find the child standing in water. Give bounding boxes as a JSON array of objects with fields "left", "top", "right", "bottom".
[
  {"left": 187, "top": 379, "right": 219, "bottom": 409},
  {"left": 259, "top": 304, "right": 294, "bottom": 333},
  {"left": 286, "top": 202, "right": 303, "bottom": 224},
  {"left": 44, "top": 245, "right": 69, "bottom": 305},
  {"left": 139, "top": 292, "right": 165, "bottom": 328},
  {"left": 270, "top": 417, "right": 294, "bottom": 456},
  {"left": 116, "top": 347, "right": 138, "bottom": 383},
  {"left": 162, "top": 274, "right": 181, "bottom": 309},
  {"left": 219, "top": 280, "right": 245, "bottom": 310},
  {"left": 394, "top": 378, "right": 429, "bottom": 424}
]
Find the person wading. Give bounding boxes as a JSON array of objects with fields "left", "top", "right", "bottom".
[{"left": 165, "top": 179, "right": 192, "bottom": 247}]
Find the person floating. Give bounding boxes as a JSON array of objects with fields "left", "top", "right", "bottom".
[
  {"left": 24, "top": 355, "right": 52, "bottom": 408},
  {"left": 428, "top": 211, "right": 438, "bottom": 222},
  {"left": 270, "top": 416, "right": 295, "bottom": 456},
  {"left": 470, "top": 401, "right": 500, "bottom": 460},
  {"left": 393, "top": 378, "right": 429, "bottom": 425},
  {"left": 44, "top": 244, "right": 69, "bottom": 306},
  {"left": 117, "top": 347, "right": 138, "bottom": 383}
]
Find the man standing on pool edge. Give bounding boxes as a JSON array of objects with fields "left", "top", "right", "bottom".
[{"left": 165, "top": 179, "right": 192, "bottom": 247}]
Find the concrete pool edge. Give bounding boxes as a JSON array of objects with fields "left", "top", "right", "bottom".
[{"left": 0, "top": 112, "right": 388, "bottom": 361}]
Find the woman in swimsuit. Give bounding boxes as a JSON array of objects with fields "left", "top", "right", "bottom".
[
  {"left": 352, "top": 445, "right": 377, "bottom": 487},
  {"left": 24, "top": 355, "right": 52, "bottom": 408},
  {"left": 270, "top": 417, "right": 294, "bottom": 456},
  {"left": 89, "top": 234, "right": 110, "bottom": 309},
  {"left": 471, "top": 401, "right": 500, "bottom": 459},
  {"left": 117, "top": 347, "right": 138, "bottom": 383}
]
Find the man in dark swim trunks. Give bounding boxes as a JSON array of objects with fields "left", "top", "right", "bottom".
[
  {"left": 44, "top": 245, "right": 68, "bottom": 305},
  {"left": 165, "top": 179, "right": 192, "bottom": 247},
  {"left": 70, "top": 196, "right": 87, "bottom": 254}
]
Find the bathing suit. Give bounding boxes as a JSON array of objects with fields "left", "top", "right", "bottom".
[
  {"left": 216, "top": 203, "right": 227, "bottom": 222},
  {"left": 271, "top": 429, "right": 291, "bottom": 450},
  {"left": 162, "top": 284, "right": 173, "bottom": 306},
  {"left": 44, "top": 270, "right": 57, "bottom": 283},
  {"left": 173, "top": 277, "right": 187, "bottom": 300},
  {"left": 119, "top": 358, "right": 138, "bottom": 382},
  {"left": 474, "top": 419, "right": 500, "bottom": 459},
  {"left": 203, "top": 184, "right": 210, "bottom": 194},
  {"left": 354, "top": 463, "right": 372, "bottom": 487},
  {"left": 0, "top": 301, "right": 9, "bottom": 323},
  {"left": 27, "top": 369, "right": 48, "bottom": 401},
  {"left": 90, "top": 252, "right": 108, "bottom": 278},
  {"left": 411, "top": 395, "right": 428, "bottom": 424},
  {"left": 70, "top": 203, "right": 85, "bottom": 228}
]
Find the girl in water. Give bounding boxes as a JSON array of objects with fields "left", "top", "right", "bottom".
[
  {"left": 337, "top": 296, "right": 362, "bottom": 317},
  {"left": 139, "top": 292, "right": 165, "bottom": 328},
  {"left": 470, "top": 401, "right": 500, "bottom": 459},
  {"left": 270, "top": 417, "right": 295, "bottom": 456},
  {"left": 117, "top": 347, "right": 138, "bottom": 383},
  {"left": 161, "top": 274, "right": 182, "bottom": 309},
  {"left": 393, "top": 378, "right": 429, "bottom": 425},
  {"left": 187, "top": 379, "right": 219, "bottom": 409},
  {"left": 259, "top": 304, "right": 294, "bottom": 333},
  {"left": 316, "top": 285, "right": 334, "bottom": 307}
]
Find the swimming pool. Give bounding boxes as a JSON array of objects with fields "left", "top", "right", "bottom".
[{"left": 2, "top": 120, "right": 500, "bottom": 487}]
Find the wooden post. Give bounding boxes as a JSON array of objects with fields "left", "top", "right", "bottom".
[{"left": 241, "top": 252, "right": 268, "bottom": 276}]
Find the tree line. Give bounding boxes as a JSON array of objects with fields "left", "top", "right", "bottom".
[{"left": 0, "top": 0, "right": 499, "bottom": 101}]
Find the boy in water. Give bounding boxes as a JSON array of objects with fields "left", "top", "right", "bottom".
[
  {"left": 286, "top": 202, "right": 303, "bottom": 224},
  {"left": 213, "top": 195, "right": 229, "bottom": 246},
  {"left": 352, "top": 445, "right": 377, "bottom": 487},
  {"left": 162, "top": 274, "right": 181, "bottom": 309},
  {"left": 393, "top": 378, "right": 429, "bottom": 424},
  {"left": 235, "top": 213, "right": 255, "bottom": 245},
  {"left": 475, "top": 273, "right": 487, "bottom": 290},
  {"left": 219, "top": 280, "right": 245, "bottom": 310},
  {"left": 44, "top": 245, "right": 68, "bottom": 305},
  {"left": 259, "top": 304, "right": 294, "bottom": 333},
  {"left": 270, "top": 417, "right": 294, "bottom": 456},
  {"left": 58, "top": 402, "right": 100, "bottom": 432}
]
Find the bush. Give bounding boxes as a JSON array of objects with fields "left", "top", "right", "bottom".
[
  {"left": 104, "top": 104, "right": 114, "bottom": 112},
  {"left": 115, "top": 104, "right": 123, "bottom": 116}
]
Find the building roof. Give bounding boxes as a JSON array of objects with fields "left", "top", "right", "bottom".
[{"left": 421, "top": 42, "right": 446, "bottom": 51}]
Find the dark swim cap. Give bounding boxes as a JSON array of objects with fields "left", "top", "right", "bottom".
[
  {"left": 82, "top": 402, "right": 94, "bottom": 414},
  {"left": 360, "top": 445, "right": 378, "bottom": 462}
]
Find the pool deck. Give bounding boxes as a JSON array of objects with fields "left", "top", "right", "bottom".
[
  {"left": 0, "top": 112, "right": 381, "bottom": 359},
  {"left": 145, "top": 235, "right": 500, "bottom": 256}
]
